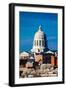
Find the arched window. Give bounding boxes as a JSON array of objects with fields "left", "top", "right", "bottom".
[
  {"left": 42, "top": 40, "right": 44, "bottom": 46},
  {"left": 39, "top": 40, "right": 41, "bottom": 46},
  {"left": 38, "top": 49, "right": 40, "bottom": 52},
  {"left": 37, "top": 40, "right": 38, "bottom": 46},
  {"left": 35, "top": 40, "right": 37, "bottom": 46}
]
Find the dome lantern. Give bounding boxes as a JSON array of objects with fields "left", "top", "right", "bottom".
[{"left": 38, "top": 25, "right": 42, "bottom": 31}]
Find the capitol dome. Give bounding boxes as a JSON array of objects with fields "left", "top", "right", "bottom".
[
  {"left": 31, "top": 25, "right": 45, "bottom": 53},
  {"left": 34, "top": 26, "right": 44, "bottom": 40}
]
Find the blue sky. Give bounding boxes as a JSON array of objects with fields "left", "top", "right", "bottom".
[{"left": 19, "top": 12, "right": 58, "bottom": 52}]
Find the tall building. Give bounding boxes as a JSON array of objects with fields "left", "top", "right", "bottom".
[{"left": 31, "top": 25, "right": 46, "bottom": 53}]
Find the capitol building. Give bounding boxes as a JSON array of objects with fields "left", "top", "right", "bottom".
[{"left": 19, "top": 25, "right": 58, "bottom": 78}]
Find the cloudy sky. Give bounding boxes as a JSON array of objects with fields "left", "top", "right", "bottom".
[{"left": 19, "top": 12, "right": 58, "bottom": 52}]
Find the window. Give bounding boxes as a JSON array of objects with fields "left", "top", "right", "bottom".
[
  {"left": 34, "top": 40, "right": 36, "bottom": 46},
  {"left": 37, "top": 40, "right": 38, "bottom": 46},
  {"left": 39, "top": 40, "right": 41, "bottom": 46},
  {"left": 42, "top": 40, "right": 44, "bottom": 46}
]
